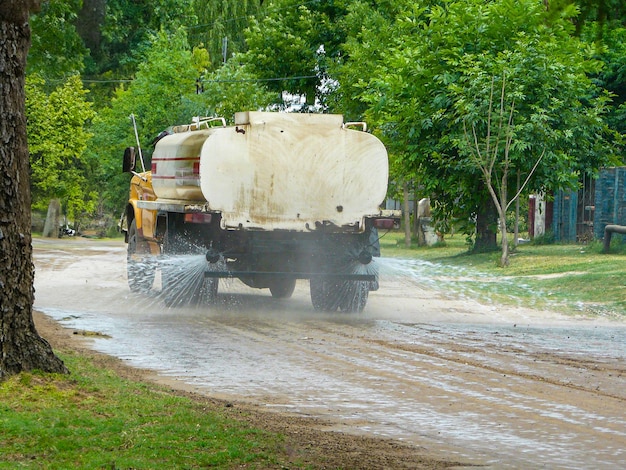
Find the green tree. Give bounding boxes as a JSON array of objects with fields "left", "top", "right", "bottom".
[
  {"left": 243, "top": 0, "right": 349, "bottom": 108},
  {"left": 326, "top": 1, "right": 399, "bottom": 119},
  {"left": 71, "top": 0, "right": 196, "bottom": 106},
  {"left": 27, "top": 0, "right": 87, "bottom": 83},
  {"left": 590, "top": 25, "right": 626, "bottom": 141},
  {"left": 198, "top": 55, "right": 277, "bottom": 120},
  {"left": 26, "top": 74, "right": 97, "bottom": 229},
  {"left": 342, "top": 0, "right": 618, "bottom": 252},
  {"left": 190, "top": 0, "right": 264, "bottom": 69}
]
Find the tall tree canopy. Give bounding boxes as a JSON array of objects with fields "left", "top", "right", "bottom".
[
  {"left": 243, "top": 0, "right": 349, "bottom": 108},
  {"left": 27, "top": 0, "right": 86, "bottom": 83},
  {"left": 190, "top": 0, "right": 264, "bottom": 69},
  {"left": 337, "top": 0, "right": 620, "bottom": 249},
  {"left": 21, "top": 0, "right": 626, "bottom": 246}
]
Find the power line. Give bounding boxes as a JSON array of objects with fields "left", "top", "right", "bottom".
[
  {"left": 71, "top": 74, "right": 318, "bottom": 85},
  {"left": 201, "top": 74, "right": 317, "bottom": 84},
  {"left": 82, "top": 79, "right": 133, "bottom": 83}
]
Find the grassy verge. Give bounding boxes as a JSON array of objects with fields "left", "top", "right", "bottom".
[
  {"left": 0, "top": 352, "right": 284, "bottom": 469},
  {"left": 379, "top": 232, "right": 626, "bottom": 318}
]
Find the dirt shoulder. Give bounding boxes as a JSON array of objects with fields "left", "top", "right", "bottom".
[{"left": 33, "top": 311, "right": 467, "bottom": 469}]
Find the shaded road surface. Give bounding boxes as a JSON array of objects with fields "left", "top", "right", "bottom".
[{"left": 34, "top": 237, "right": 626, "bottom": 469}]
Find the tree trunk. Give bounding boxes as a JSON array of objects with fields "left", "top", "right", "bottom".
[
  {"left": 0, "top": 0, "right": 68, "bottom": 380},
  {"left": 42, "top": 198, "right": 61, "bottom": 238},
  {"left": 403, "top": 181, "right": 411, "bottom": 248},
  {"left": 500, "top": 223, "right": 510, "bottom": 267},
  {"left": 514, "top": 170, "right": 520, "bottom": 248},
  {"left": 412, "top": 194, "right": 418, "bottom": 239},
  {"left": 75, "top": 0, "right": 106, "bottom": 56},
  {"left": 474, "top": 196, "right": 498, "bottom": 253}
]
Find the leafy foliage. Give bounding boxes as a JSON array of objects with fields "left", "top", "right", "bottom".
[
  {"left": 243, "top": 0, "right": 349, "bottom": 108},
  {"left": 26, "top": 75, "right": 97, "bottom": 223},
  {"left": 590, "top": 25, "right": 626, "bottom": 141},
  {"left": 189, "top": 0, "right": 264, "bottom": 68},
  {"left": 88, "top": 0, "right": 194, "bottom": 76},
  {"left": 28, "top": 0, "right": 87, "bottom": 83},
  {"left": 339, "top": 0, "right": 619, "bottom": 247},
  {"left": 198, "top": 56, "right": 278, "bottom": 121}
]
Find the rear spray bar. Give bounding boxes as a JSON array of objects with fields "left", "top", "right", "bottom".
[{"left": 204, "top": 271, "right": 376, "bottom": 281}]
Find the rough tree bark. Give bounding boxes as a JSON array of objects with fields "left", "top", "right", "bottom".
[
  {"left": 0, "top": 0, "right": 68, "bottom": 379},
  {"left": 473, "top": 189, "right": 498, "bottom": 253},
  {"left": 403, "top": 181, "right": 411, "bottom": 248}
]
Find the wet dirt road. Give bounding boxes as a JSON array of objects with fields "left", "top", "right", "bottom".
[{"left": 33, "top": 237, "right": 626, "bottom": 469}]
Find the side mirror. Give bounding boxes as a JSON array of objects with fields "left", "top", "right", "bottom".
[{"left": 123, "top": 147, "right": 136, "bottom": 173}]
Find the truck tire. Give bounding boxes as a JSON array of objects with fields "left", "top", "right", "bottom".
[
  {"left": 310, "top": 278, "right": 341, "bottom": 312},
  {"left": 339, "top": 281, "right": 369, "bottom": 313},
  {"left": 127, "top": 219, "right": 155, "bottom": 293},
  {"left": 269, "top": 278, "right": 296, "bottom": 298}
]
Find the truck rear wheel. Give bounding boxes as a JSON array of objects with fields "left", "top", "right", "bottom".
[
  {"left": 269, "top": 278, "right": 296, "bottom": 298},
  {"left": 339, "top": 281, "right": 369, "bottom": 313},
  {"left": 127, "top": 219, "right": 156, "bottom": 293},
  {"left": 310, "top": 279, "right": 342, "bottom": 312}
]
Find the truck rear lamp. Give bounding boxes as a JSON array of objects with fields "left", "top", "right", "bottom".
[
  {"left": 193, "top": 161, "right": 200, "bottom": 174},
  {"left": 184, "top": 213, "right": 212, "bottom": 224},
  {"left": 373, "top": 218, "right": 395, "bottom": 229},
  {"left": 151, "top": 162, "right": 157, "bottom": 174}
]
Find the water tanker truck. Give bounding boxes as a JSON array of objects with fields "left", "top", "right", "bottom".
[{"left": 121, "top": 111, "right": 399, "bottom": 311}]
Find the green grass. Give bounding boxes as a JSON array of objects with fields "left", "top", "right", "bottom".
[
  {"left": 379, "top": 232, "right": 626, "bottom": 318},
  {"left": 0, "top": 353, "right": 286, "bottom": 469}
]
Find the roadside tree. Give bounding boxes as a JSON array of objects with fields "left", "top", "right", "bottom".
[
  {"left": 27, "top": 74, "right": 97, "bottom": 234},
  {"left": 243, "top": 0, "right": 349, "bottom": 109},
  {"left": 190, "top": 0, "right": 264, "bottom": 69},
  {"left": 197, "top": 55, "right": 277, "bottom": 121},
  {"left": 28, "top": 0, "right": 86, "bottom": 83},
  {"left": 0, "top": 0, "right": 68, "bottom": 379},
  {"left": 341, "top": 0, "right": 618, "bottom": 252}
]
